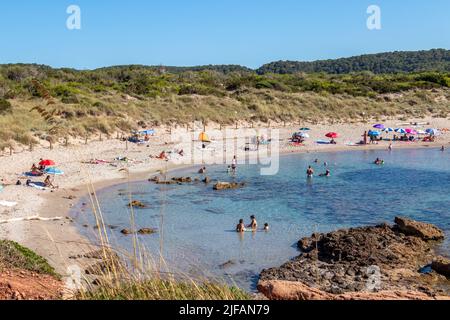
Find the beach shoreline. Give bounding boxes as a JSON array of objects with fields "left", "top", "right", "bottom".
[{"left": 0, "top": 118, "right": 449, "bottom": 278}]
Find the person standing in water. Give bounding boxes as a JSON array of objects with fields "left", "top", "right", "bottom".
[
  {"left": 231, "top": 155, "right": 237, "bottom": 174},
  {"left": 247, "top": 215, "right": 258, "bottom": 230},
  {"left": 236, "top": 219, "right": 246, "bottom": 233},
  {"left": 306, "top": 166, "right": 314, "bottom": 178},
  {"left": 441, "top": 146, "right": 445, "bottom": 152}
]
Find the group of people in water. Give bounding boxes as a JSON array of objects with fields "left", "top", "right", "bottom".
[
  {"left": 306, "top": 159, "right": 331, "bottom": 178},
  {"left": 236, "top": 215, "right": 269, "bottom": 233}
]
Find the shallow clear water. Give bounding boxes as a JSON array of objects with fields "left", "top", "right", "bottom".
[{"left": 71, "top": 148, "right": 450, "bottom": 291}]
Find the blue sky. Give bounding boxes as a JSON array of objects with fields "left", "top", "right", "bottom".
[{"left": 0, "top": 0, "right": 449, "bottom": 69}]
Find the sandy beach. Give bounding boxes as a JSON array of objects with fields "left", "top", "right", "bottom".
[{"left": 1, "top": 117, "right": 449, "bottom": 277}]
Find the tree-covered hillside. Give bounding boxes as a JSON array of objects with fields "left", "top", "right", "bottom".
[{"left": 257, "top": 49, "right": 450, "bottom": 74}]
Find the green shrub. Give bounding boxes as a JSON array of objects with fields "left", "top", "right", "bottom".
[{"left": 0, "top": 98, "right": 12, "bottom": 114}]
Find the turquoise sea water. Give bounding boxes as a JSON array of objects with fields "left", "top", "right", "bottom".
[{"left": 71, "top": 148, "right": 450, "bottom": 291}]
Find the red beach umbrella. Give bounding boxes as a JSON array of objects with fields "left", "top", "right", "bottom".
[
  {"left": 39, "top": 159, "right": 56, "bottom": 167},
  {"left": 325, "top": 132, "right": 339, "bottom": 139}
]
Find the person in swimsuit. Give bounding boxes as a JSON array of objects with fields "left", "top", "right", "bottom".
[
  {"left": 247, "top": 215, "right": 258, "bottom": 230},
  {"left": 319, "top": 169, "right": 331, "bottom": 177},
  {"left": 306, "top": 166, "right": 314, "bottom": 178},
  {"left": 231, "top": 156, "right": 237, "bottom": 174},
  {"left": 263, "top": 223, "right": 269, "bottom": 231},
  {"left": 236, "top": 219, "right": 246, "bottom": 233}
]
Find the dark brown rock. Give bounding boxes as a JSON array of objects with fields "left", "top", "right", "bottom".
[
  {"left": 432, "top": 256, "right": 450, "bottom": 278},
  {"left": 259, "top": 218, "right": 448, "bottom": 298}
]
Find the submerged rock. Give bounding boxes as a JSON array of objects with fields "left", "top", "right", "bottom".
[
  {"left": 137, "top": 228, "right": 157, "bottom": 235},
  {"left": 171, "top": 177, "right": 192, "bottom": 183},
  {"left": 128, "top": 200, "right": 147, "bottom": 208},
  {"left": 213, "top": 181, "right": 246, "bottom": 190},
  {"left": 259, "top": 218, "right": 449, "bottom": 299}
]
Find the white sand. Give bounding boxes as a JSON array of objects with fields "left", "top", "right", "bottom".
[{"left": 0, "top": 117, "right": 449, "bottom": 276}]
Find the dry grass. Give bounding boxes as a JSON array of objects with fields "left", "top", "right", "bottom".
[{"left": 2, "top": 88, "right": 449, "bottom": 146}]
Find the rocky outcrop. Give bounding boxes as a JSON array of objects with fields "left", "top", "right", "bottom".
[
  {"left": 213, "top": 182, "right": 246, "bottom": 190},
  {"left": 432, "top": 256, "right": 450, "bottom": 278},
  {"left": 394, "top": 217, "right": 444, "bottom": 241},
  {"left": 259, "top": 218, "right": 449, "bottom": 299},
  {"left": 257, "top": 280, "right": 450, "bottom": 301}
]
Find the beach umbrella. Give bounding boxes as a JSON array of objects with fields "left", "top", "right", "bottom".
[
  {"left": 39, "top": 159, "right": 55, "bottom": 167},
  {"left": 299, "top": 132, "right": 310, "bottom": 138},
  {"left": 368, "top": 130, "right": 381, "bottom": 137},
  {"left": 44, "top": 167, "right": 64, "bottom": 175},
  {"left": 373, "top": 124, "right": 385, "bottom": 129},
  {"left": 299, "top": 127, "right": 311, "bottom": 131},
  {"left": 405, "top": 128, "right": 415, "bottom": 134},
  {"left": 395, "top": 128, "right": 406, "bottom": 134},
  {"left": 199, "top": 132, "right": 211, "bottom": 142},
  {"left": 426, "top": 128, "right": 439, "bottom": 135},
  {"left": 416, "top": 130, "right": 427, "bottom": 135},
  {"left": 325, "top": 132, "right": 338, "bottom": 139},
  {"left": 383, "top": 128, "right": 394, "bottom": 133}
]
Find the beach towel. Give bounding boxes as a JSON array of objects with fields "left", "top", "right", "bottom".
[
  {"left": 0, "top": 200, "right": 17, "bottom": 207},
  {"left": 316, "top": 140, "right": 331, "bottom": 145},
  {"left": 28, "top": 182, "right": 47, "bottom": 190}
]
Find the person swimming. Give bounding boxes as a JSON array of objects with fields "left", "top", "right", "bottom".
[
  {"left": 374, "top": 158, "right": 384, "bottom": 165},
  {"left": 198, "top": 166, "right": 207, "bottom": 174},
  {"left": 263, "top": 223, "right": 269, "bottom": 231},
  {"left": 306, "top": 166, "right": 314, "bottom": 178},
  {"left": 319, "top": 169, "right": 331, "bottom": 177},
  {"left": 236, "top": 219, "right": 246, "bottom": 233}
]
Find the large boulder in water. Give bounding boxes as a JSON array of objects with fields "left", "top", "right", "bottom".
[
  {"left": 394, "top": 217, "right": 444, "bottom": 241},
  {"left": 432, "top": 256, "right": 450, "bottom": 278}
]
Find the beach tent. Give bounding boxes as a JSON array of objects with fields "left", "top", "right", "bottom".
[{"left": 199, "top": 132, "right": 211, "bottom": 142}]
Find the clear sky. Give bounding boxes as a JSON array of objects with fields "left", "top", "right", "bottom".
[{"left": 0, "top": 0, "right": 449, "bottom": 69}]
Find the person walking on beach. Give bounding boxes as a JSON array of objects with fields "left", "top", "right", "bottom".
[
  {"left": 306, "top": 166, "right": 314, "bottom": 178},
  {"left": 363, "top": 131, "right": 368, "bottom": 145}
]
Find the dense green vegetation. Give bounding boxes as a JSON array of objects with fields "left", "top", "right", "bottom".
[
  {"left": 0, "top": 240, "right": 59, "bottom": 278},
  {"left": 257, "top": 49, "right": 450, "bottom": 74},
  {"left": 0, "top": 49, "right": 449, "bottom": 146}
]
